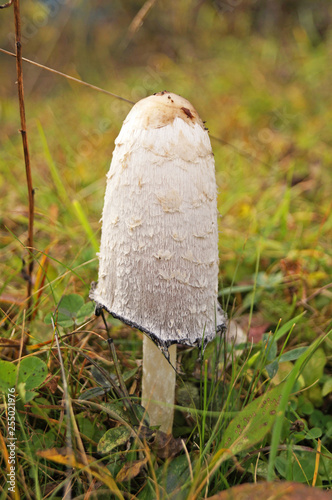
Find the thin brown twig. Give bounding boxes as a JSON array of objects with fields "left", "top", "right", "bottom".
[
  {"left": 210, "top": 134, "right": 272, "bottom": 169},
  {"left": 11, "top": 0, "right": 34, "bottom": 319},
  {"left": 124, "top": 0, "right": 157, "bottom": 48},
  {"left": 298, "top": 282, "right": 332, "bottom": 305},
  {"left": 0, "top": 48, "right": 273, "bottom": 170},
  {"left": 0, "top": 48, "right": 135, "bottom": 105}
]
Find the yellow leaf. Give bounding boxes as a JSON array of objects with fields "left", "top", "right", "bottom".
[
  {"left": 37, "top": 448, "right": 124, "bottom": 499},
  {"left": 116, "top": 457, "right": 148, "bottom": 482}
]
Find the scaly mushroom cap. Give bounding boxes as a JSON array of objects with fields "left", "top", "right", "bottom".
[{"left": 90, "top": 91, "right": 226, "bottom": 350}]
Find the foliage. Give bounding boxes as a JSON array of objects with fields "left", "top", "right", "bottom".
[
  {"left": 1, "top": 1, "right": 332, "bottom": 498},
  {"left": 0, "top": 356, "right": 48, "bottom": 402}
]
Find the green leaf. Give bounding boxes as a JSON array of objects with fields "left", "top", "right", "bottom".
[
  {"left": 138, "top": 454, "right": 191, "bottom": 500},
  {"left": 97, "top": 400, "right": 147, "bottom": 428},
  {"left": 44, "top": 311, "right": 54, "bottom": 325},
  {"left": 299, "top": 400, "right": 314, "bottom": 415},
  {"left": 267, "top": 333, "right": 329, "bottom": 481},
  {"left": 266, "top": 360, "right": 279, "bottom": 379},
  {"left": 45, "top": 294, "right": 89, "bottom": 327},
  {"left": 17, "top": 382, "right": 38, "bottom": 403},
  {"left": 76, "top": 301, "right": 95, "bottom": 324},
  {"left": 76, "top": 413, "right": 97, "bottom": 440},
  {"left": 44, "top": 311, "right": 74, "bottom": 328},
  {"left": 97, "top": 426, "right": 132, "bottom": 454},
  {"left": 78, "top": 387, "right": 108, "bottom": 400},
  {"left": 17, "top": 357, "right": 48, "bottom": 390},
  {"left": 31, "top": 397, "right": 52, "bottom": 416},
  {"left": 133, "top": 404, "right": 150, "bottom": 427},
  {"left": 221, "top": 383, "right": 284, "bottom": 455},
  {"left": 28, "top": 428, "right": 57, "bottom": 454},
  {"left": 256, "top": 271, "right": 283, "bottom": 288},
  {"left": 122, "top": 367, "right": 139, "bottom": 382},
  {"left": 265, "top": 338, "right": 277, "bottom": 361},
  {"left": 275, "top": 451, "right": 317, "bottom": 482},
  {"left": 58, "top": 294, "right": 84, "bottom": 318},
  {"left": 219, "top": 284, "right": 255, "bottom": 296},
  {"left": 279, "top": 347, "right": 309, "bottom": 362},
  {"left": 305, "top": 427, "right": 322, "bottom": 439},
  {"left": 322, "top": 378, "right": 332, "bottom": 397},
  {"left": 90, "top": 365, "right": 113, "bottom": 389},
  {"left": 292, "top": 452, "right": 316, "bottom": 482},
  {"left": 275, "top": 455, "right": 287, "bottom": 478},
  {"left": 0, "top": 360, "right": 17, "bottom": 392},
  {"left": 101, "top": 402, "right": 133, "bottom": 425},
  {"left": 218, "top": 272, "right": 283, "bottom": 297},
  {"left": 301, "top": 347, "right": 326, "bottom": 386},
  {"left": 309, "top": 409, "right": 324, "bottom": 428}
]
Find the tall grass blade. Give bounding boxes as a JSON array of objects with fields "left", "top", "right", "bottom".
[
  {"left": 72, "top": 199, "right": 99, "bottom": 252},
  {"left": 274, "top": 312, "right": 307, "bottom": 341},
  {"left": 267, "top": 330, "right": 331, "bottom": 481},
  {"left": 37, "top": 121, "right": 71, "bottom": 207}
]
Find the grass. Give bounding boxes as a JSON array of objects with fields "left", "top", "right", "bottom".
[{"left": 1, "top": 2, "right": 332, "bottom": 498}]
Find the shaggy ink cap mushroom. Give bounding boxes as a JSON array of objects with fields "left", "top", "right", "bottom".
[{"left": 90, "top": 91, "right": 227, "bottom": 354}]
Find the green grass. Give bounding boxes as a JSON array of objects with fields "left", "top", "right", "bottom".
[{"left": 1, "top": 2, "right": 332, "bottom": 498}]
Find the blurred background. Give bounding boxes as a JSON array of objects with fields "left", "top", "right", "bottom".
[
  {"left": 1, "top": 1, "right": 332, "bottom": 95},
  {"left": 1, "top": 0, "right": 332, "bottom": 345}
]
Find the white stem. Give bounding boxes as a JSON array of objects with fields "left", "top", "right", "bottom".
[{"left": 142, "top": 336, "right": 177, "bottom": 434}]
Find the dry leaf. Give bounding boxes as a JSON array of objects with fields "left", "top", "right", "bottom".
[
  {"left": 41, "top": 374, "right": 60, "bottom": 394},
  {"left": 116, "top": 457, "right": 148, "bottom": 482},
  {"left": 207, "top": 481, "right": 332, "bottom": 500},
  {"left": 37, "top": 447, "right": 124, "bottom": 499},
  {"left": 150, "top": 430, "right": 183, "bottom": 459}
]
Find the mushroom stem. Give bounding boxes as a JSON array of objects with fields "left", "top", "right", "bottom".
[{"left": 142, "top": 336, "right": 177, "bottom": 434}]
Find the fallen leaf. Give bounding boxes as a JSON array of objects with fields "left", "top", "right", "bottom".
[
  {"left": 0, "top": 337, "right": 22, "bottom": 348},
  {"left": 237, "top": 313, "right": 271, "bottom": 343},
  {"left": 37, "top": 447, "right": 124, "bottom": 499},
  {"left": 41, "top": 374, "right": 60, "bottom": 394},
  {"left": 150, "top": 430, "right": 183, "bottom": 459},
  {"left": 0, "top": 294, "right": 24, "bottom": 307},
  {"left": 248, "top": 323, "right": 271, "bottom": 343},
  {"left": 206, "top": 481, "right": 332, "bottom": 500},
  {"left": 97, "top": 425, "right": 132, "bottom": 454},
  {"left": 221, "top": 384, "right": 284, "bottom": 456},
  {"left": 116, "top": 457, "right": 148, "bottom": 482}
]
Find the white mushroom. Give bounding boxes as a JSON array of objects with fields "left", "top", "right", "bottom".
[{"left": 91, "top": 91, "right": 226, "bottom": 433}]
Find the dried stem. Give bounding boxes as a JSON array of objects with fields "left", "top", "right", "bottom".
[
  {"left": 0, "top": 48, "right": 135, "bottom": 104},
  {"left": 124, "top": 0, "right": 157, "bottom": 47},
  {"left": 11, "top": 0, "right": 34, "bottom": 316}
]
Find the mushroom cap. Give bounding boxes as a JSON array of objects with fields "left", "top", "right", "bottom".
[
  {"left": 126, "top": 91, "right": 205, "bottom": 130},
  {"left": 90, "top": 91, "right": 226, "bottom": 350}
]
